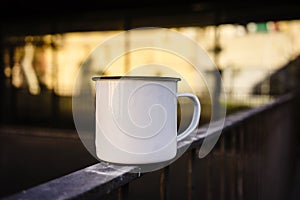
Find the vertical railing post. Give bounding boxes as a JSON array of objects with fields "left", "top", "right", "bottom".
[
  {"left": 237, "top": 125, "right": 244, "bottom": 200},
  {"left": 188, "top": 149, "right": 196, "bottom": 200},
  {"left": 254, "top": 116, "right": 260, "bottom": 200},
  {"left": 230, "top": 130, "right": 237, "bottom": 200},
  {"left": 118, "top": 183, "right": 129, "bottom": 200},
  {"left": 206, "top": 154, "right": 212, "bottom": 200},
  {"left": 220, "top": 136, "right": 225, "bottom": 200},
  {"left": 160, "top": 166, "right": 170, "bottom": 200}
]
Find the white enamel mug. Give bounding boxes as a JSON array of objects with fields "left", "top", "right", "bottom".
[{"left": 92, "top": 76, "right": 201, "bottom": 164}]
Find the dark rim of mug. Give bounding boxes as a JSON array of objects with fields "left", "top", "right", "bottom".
[{"left": 92, "top": 76, "right": 181, "bottom": 82}]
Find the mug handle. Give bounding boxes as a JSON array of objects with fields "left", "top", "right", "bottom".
[{"left": 176, "top": 93, "right": 201, "bottom": 142}]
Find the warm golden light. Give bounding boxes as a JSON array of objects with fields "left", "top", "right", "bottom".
[{"left": 4, "top": 20, "right": 300, "bottom": 98}]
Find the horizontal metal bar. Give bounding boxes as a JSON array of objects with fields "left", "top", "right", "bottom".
[
  {"left": 180, "top": 93, "right": 294, "bottom": 151},
  {"left": 4, "top": 93, "right": 295, "bottom": 200},
  {"left": 4, "top": 164, "right": 138, "bottom": 200}
]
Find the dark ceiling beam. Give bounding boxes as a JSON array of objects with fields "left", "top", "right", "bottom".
[{"left": 1, "top": 1, "right": 300, "bottom": 36}]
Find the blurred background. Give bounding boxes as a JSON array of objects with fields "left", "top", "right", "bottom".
[{"left": 1, "top": 0, "right": 300, "bottom": 199}]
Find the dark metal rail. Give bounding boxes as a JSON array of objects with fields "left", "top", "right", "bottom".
[{"left": 5, "top": 93, "right": 297, "bottom": 200}]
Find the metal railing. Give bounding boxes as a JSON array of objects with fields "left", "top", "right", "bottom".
[{"left": 4, "top": 93, "right": 298, "bottom": 200}]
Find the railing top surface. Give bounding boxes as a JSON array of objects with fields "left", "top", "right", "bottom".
[
  {"left": 5, "top": 164, "right": 138, "bottom": 200},
  {"left": 4, "top": 93, "right": 295, "bottom": 200}
]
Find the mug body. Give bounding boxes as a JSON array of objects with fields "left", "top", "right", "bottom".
[{"left": 94, "top": 76, "right": 180, "bottom": 164}]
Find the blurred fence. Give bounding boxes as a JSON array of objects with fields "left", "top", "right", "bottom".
[{"left": 4, "top": 92, "right": 298, "bottom": 200}]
